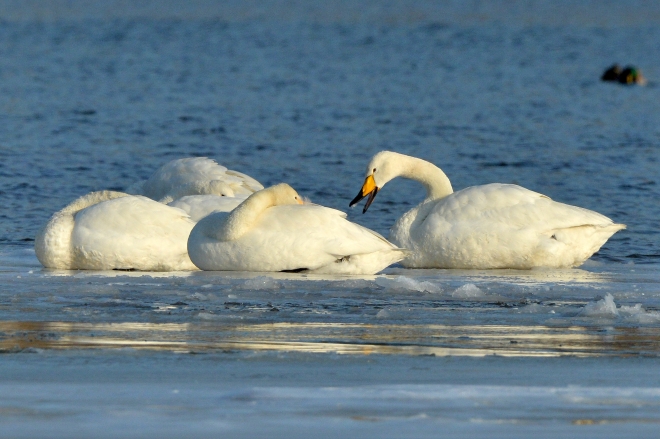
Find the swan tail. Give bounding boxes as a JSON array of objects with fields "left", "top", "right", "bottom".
[
  {"left": 312, "top": 248, "right": 407, "bottom": 275},
  {"left": 549, "top": 222, "right": 626, "bottom": 267}
]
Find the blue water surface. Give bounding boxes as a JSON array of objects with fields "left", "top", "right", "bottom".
[
  {"left": 0, "top": 1, "right": 658, "bottom": 265},
  {"left": 1, "top": 4, "right": 660, "bottom": 438}
]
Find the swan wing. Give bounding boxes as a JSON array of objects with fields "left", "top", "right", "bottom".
[{"left": 423, "top": 184, "right": 617, "bottom": 233}]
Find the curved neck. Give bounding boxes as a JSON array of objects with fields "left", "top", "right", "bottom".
[
  {"left": 214, "top": 190, "right": 275, "bottom": 241},
  {"left": 61, "top": 191, "right": 130, "bottom": 215},
  {"left": 395, "top": 155, "right": 453, "bottom": 201}
]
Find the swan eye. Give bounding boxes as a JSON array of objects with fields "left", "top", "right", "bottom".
[{"left": 372, "top": 168, "right": 377, "bottom": 173}]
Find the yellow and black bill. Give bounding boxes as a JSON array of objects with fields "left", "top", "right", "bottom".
[{"left": 349, "top": 175, "right": 379, "bottom": 213}]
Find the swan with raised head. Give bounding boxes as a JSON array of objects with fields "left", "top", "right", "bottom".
[
  {"left": 127, "top": 157, "right": 263, "bottom": 202},
  {"left": 35, "top": 191, "right": 197, "bottom": 271},
  {"left": 188, "top": 183, "right": 406, "bottom": 274},
  {"left": 350, "top": 151, "right": 625, "bottom": 269}
]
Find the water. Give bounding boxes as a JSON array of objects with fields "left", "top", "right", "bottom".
[{"left": 1, "top": 1, "right": 660, "bottom": 437}]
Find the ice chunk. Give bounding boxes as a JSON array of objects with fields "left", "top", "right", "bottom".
[
  {"left": 336, "top": 279, "right": 373, "bottom": 289},
  {"left": 197, "top": 311, "right": 220, "bottom": 320},
  {"left": 375, "top": 309, "right": 391, "bottom": 319},
  {"left": 186, "top": 292, "right": 215, "bottom": 301},
  {"left": 582, "top": 294, "right": 618, "bottom": 317},
  {"left": 243, "top": 276, "right": 281, "bottom": 290},
  {"left": 519, "top": 303, "right": 545, "bottom": 314},
  {"left": 375, "top": 276, "right": 442, "bottom": 293},
  {"left": 451, "top": 284, "right": 485, "bottom": 299},
  {"left": 619, "top": 304, "right": 660, "bottom": 324}
]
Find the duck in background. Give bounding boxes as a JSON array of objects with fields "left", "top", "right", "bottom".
[
  {"left": 350, "top": 151, "right": 625, "bottom": 269},
  {"left": 601, "top": 64, "right": 647, "bottom": 85}
]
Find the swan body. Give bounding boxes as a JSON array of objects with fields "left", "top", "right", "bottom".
[
  {"left": 188, "top": 184, "right": 406, "bottom": 274},
  {"left": 127, "top": 157, "right": 263, "bottom": 202},
  {"left": 35, "top": 191, "right": 197, "bottom": 271},
  {"left": 350, "top": 151, "right": 625, "bottom": 269},
  {"left": 168, "top": 194, "right": 247, "bottom": 222}
]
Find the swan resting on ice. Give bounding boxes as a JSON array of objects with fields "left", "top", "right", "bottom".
[
  {"left": 126, "top": 157, "right": 263, "bottom": 202},
  {"left": 188, "top": 183, "right": 406, "bottom": 274},
  {"left": 35, "top": 191, "right": 197, "bottom": 271},
  {"left": 35, "top": 159, "right": 261, "bottom": 272},
  {"left": 350, "top": 151, "right": 625, "bottom": 269}
]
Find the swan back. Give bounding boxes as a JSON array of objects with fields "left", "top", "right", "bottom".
[{"left": 391, "top": 183, "right": 625, "bottom": 268}]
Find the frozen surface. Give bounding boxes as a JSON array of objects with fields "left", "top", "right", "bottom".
[
  {"left": 1, "top": 0, "right": 660, "bottom": 437},
  {"left": 2, "top": 247, "right": 660, "bottom": 437},
  {"left": 2, "top": 353, "right": 660, "bottom": 439}
]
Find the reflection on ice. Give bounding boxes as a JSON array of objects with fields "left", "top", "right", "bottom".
[
  {"left": 2, "top": 320, "right": 660, "bottom": 357},
  {"left": 387, "top": 266, "right": 617, "bottom": 284},
  {"left": 1, "top": 247, "right": 660, "bottom": 360},
  {"left": 242, "top": 276, "right": 282, "bottom": 290},
  {"left": 375, "top": 276, "right": 442, "bottom": 293}
]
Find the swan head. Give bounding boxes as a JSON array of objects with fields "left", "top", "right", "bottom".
[
  {"left": 349, "top": 151, "right": 401, "bottom": 213},
  {"left": 261, "top": 183, "right": 304, "bottom": 206},
  {"left": 207, "top": 180, "right": 236, "bottom": 197}
]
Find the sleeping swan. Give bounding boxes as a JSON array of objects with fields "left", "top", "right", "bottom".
[
  {"left": 188, "top": 183, "right": 406, "bottom": 274},
  {"left": 349, "top": 151, "right": 625, "bottom": 269},
  {"left": 35, "top": 191, "right": 197, "bottom": 271},
  {"left": 127, "top": 157, "right": 263, "bottom": 202}
]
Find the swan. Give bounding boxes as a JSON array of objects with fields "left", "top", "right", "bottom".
[
  {"left": 349, "top": 151, "right": 626, "bottom": 269},
  {"left": 127, "top": 157, "right": 263, "bottom": 202},
  {"left": 188, "top": 183, "right": 406, "bottom": 274},
  {"left": 35, "top": 191, "right": 198, "bottom": 271}
]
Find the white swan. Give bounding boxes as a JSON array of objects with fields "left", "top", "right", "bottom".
[
  {"left": 349, "top": 151, "right": 626, "bottom": 269},
  {"left": 188, "top": 183, "right": 406, "bottom": 274},
  {"left": 127, "top": 157, "right": 263, "bottom": 202},
  {"left": 35, "top": 191, "right": 197, "bottom": 271}
]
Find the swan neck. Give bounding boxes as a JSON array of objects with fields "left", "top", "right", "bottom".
[
  {"left": 398, "top": 156, "right": 453, "bottom": 200},
  {"left": 217, "top": 191, "right": 273, "bottom": 241}
]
